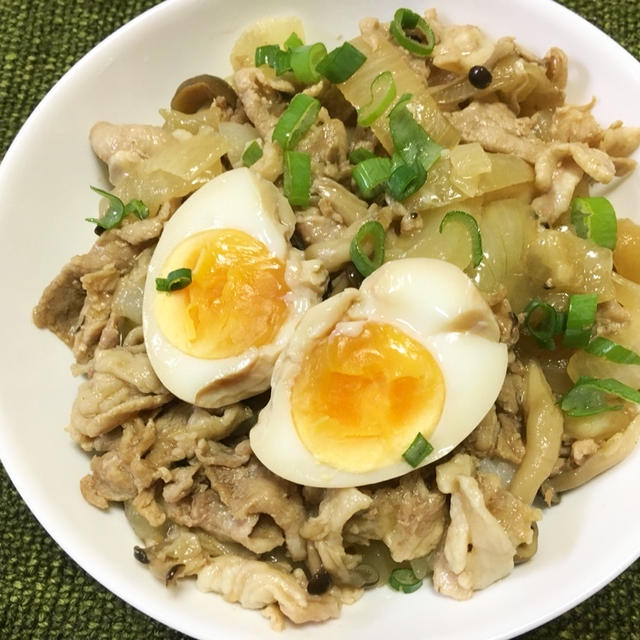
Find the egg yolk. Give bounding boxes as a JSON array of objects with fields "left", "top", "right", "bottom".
[
  {"left": 290, "top": 322, "right": 445, "bottom": 472},
  {"left": 155, "top": 228, "right": 290, "bottom": 359}
]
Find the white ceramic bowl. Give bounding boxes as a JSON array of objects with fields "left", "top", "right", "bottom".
[{"left": 0, "top": 1, "right": 638, "bottom": 639}]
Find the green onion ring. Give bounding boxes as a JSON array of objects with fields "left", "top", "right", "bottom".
[
  {"left": 316, "top": 42, "right": 366, "bottom": 83},
  {"left": 570, "top": 196, "right": 617, "bottom": 250},
  {"left": 522, "top": 299, "right": 565, "bottom": 350},
  {"left": 439, "top": 210, "right": 484, "bottom": 268},
  {"left": 155, "top": 268, "right": 192, "bottom": 292},
  {"left": 86, "top": 186, "right": 148, "bottom": 230},
  {"left": 562, "top": 293, "right": 598, "bottom": 348},
  {"left": 585, "top": 337, "right": 640, "bottom": 365},
  {"left": 389, "top": 568, "right": 423, "bottom": 593},
  {"left": 357, "top": 71, "right": 397, "bottom": 127},
  {"left": 350, "top": 220, "right": 386, "bottom": 277},
  {"left": 241, "top": 140, "right": 263, "bottom": 167},
  {"left": 352, "top": 157, "right": 392, "bottom": 200},
  {"left": 559, "top": 376, "right": 640, "bottom": 417},
  {"left": 272, "top": 93, "right": 321, "bottom": 150},
  {"left": 387, "top": 161, "right": 426, "bottom": 201},
  {"left": 283, "top": 150, "right": 311, "bottom": 207},
  {"left": 402, "top": 432, "right": 434, "bottom": 468},
  {"left": 290, "top": 43, "right": 327, "bottom": 84},
  {"left": 389, "top": 8, "right": 436, "bottom": 57}
]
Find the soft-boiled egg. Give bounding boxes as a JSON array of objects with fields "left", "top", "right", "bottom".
[
  {"left": 142, "top": 168, "right": 327, "bottom": 408},
  {"left": 250, "top": 258, "right": 508, "bottom": 487}
]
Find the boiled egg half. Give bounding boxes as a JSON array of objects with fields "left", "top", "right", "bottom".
[
  {"left": 250, "top": 258, "right": 508, "bottom": 487},
  {"left": 142, "top": 168, "right": 327, "bottom": 408}
]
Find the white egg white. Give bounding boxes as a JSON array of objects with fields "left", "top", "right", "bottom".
[
  {"left": 142, "top": 168, "right": 327, "bottom": 408},
  {"left": 250, "top": 258, "right": 509, "bottom": 487}
]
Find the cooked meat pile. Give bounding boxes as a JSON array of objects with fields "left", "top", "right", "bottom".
[{"left": 33, "top": 8, "right": 640, "bottom": 630}]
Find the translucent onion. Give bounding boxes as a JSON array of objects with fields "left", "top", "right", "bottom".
[
  {"left": 475, "top": 198, "right": 538, "bottom": 311},
  {"left": 219, "top": 122, "right": 260, "bottom": 168},
  {"left": 229, "top": 16, "right": 305, "bottom": 71},
  {"left": 338, "top": 35, "right": 460, "bottom": 150},
  {"left": 405, "top": 152, "right": 534, "bottom": 212},
  {"left": 567, "top": 274, "right": 640, "bottom": 388},
  {"left": 527, "top": 229, "right": 616, "bottom": 303},
  {"left": 114, "top": 131, "right": 228, "bottom": 214},
  {"left": 160, "top": 105, "right": 221, "bottom": 133}
]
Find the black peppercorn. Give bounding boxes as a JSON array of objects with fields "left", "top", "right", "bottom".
[{"left": 468, "top": 65, "right": 492, "bottom": 89}]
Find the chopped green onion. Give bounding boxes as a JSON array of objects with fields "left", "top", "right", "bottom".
[
  {"left": 272, "top": 94, "right": 321, "bottom": 150},
  {"left": 402, "top": 432, "right": 433, "bottom": 468},
  {"left": 255, "top": 44, "right": 281, "bottom": 68},
  {"left": 123, "top": 199, "right": 149, "bottom": 220},
  {"left": 352, "top": 157, "right": 392, "bottom": 199},
  {"left": 155, "top": 268, "right": 192, "bottom": 292},
  {"left": 570, "top": 196, "right": 617, "bottom": 250},
  {"left": 255, "top": 44, "right": 291, "bottom": 75},
  {"left": 284, "top": 32, "right": 304, "bottom": 50},
  {"left": 559, "top": 376, "right": 640, "bottom": 417},
  {"left": 86, "top": 186, "right": 149, "bottom": 230},
  {"left": 348, "top": 148, "right": 376, "bottom": 165},
  {"left": 283, "top": 150, "right": 311, "bottom": 207},
  {"left": 562, "top": 293, "right": 598, "bottom": 348},
  {"left": 439, "top": 210, "right": 483, "bottom": 268},
  {"left": 389, "top": 8, "right": 436, "bottom": 57},
  {"left": 387, "top": 160, "right": 426, "bottom": 201},
  {"left": 290, "top": 43, "right": 327, "bottom": 84},
  {"left": 523, "top": 299, "right": 566, "bottom": 350},
  {"left": 316, "top": 42, "right": 366, "bottom": 83},
  {"left": 389, "top": 567, "right": 423, "bottom": 594},
  {"left": 389, "top": 96, "right": 442, "bottom": 173},
  {"left": 357, "top": 71, "right": 397, "bottom": 127},
  {"left": 241, "top": 140, "right": 263, "bottom": 167},
  {"left": 585, "top": 337, "right": 640, "bottom": 365},
  {"left": 350, "top": 220, "right": 386, "bottom": 277}
]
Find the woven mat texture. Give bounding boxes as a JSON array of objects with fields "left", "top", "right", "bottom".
[{"left": 1, "top": 1, "right": 639, "bottom": 638}]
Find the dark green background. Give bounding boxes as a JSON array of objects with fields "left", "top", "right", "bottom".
[{"left": 1, "top": 1, "right": 638, "bottom": 638}]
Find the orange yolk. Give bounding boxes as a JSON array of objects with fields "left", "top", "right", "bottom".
[
  {"left": 290, "top": 322, "right": 445, "bottom": 472},
  {"left": 155, "top": 228, "right": 290, "bottom": 359}
]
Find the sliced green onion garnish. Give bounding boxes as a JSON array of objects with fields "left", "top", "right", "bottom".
[
  {"left": 439, "top": 210, "right": 483, "bottom": 268},
  {"left": 584, "top": 337, "right": 640, "bottom": 365},
  {"left": 352, "top": 157, "right": 392, "bottom": 200},
  {"left": 389, "top": 567, "right": 423, "bottom": 593},
  {"left": 123, "top": 198, "right": 149, "bottom": 221},
  {"left": 86, "top": 186, "right": 149, "bottom": 230},
  {"left": 387, "top": 161, "right": 426, "bottom": 201},
  {"left": 155, "top": 268, "right": 192, "bottom": 292},
  {"left": 402, "top": 432, "right": 433, "bottom": 468},
  {"left": 570, "top": 196, "right": 617, "bottom": 250},
  {"left": 357, "top": 71, "right": 397, "bottom": 127},
  {"left": 348, "top": 148, "right": 377, "bottom": 165},
  {"left": 254, "top": 44, "right": 291, "bottom": 75},
  {"left": 255, "top": 44, "right": 281, "bottom": 68},
  {"left": 290, "top": 43, "right": 328, "bottom": 84},
  {"left": 350, "top": 220, "right": 386, "bottom": 277},
  {"left": 562, "top": 293, "right": 598, "bottom": 348},
  {"left": 389, "top": 8, "right": 436, "bottom": 57},
  {"left": 272, "top": 94, "right": 321, "bottom": 150},
  {"left": 316, "top": 42, "right": 366, "bottom": 84},
  {"left": 559, "top": 376, "right": 640, "bottom": 417},
  {"left": 283, "top": 150, "right": 311, "bottom": 207},
  {"left": 523, "top": 299, "right": 566, "bottom": 350},
  {"left": 241, "top": 140, "right": 263, "bottom": 167},
  {"left": 389, "top": 96, "right": 442, "bottom": 173},
  {"left": 284, "top": 32, "right": 304, "bottom": 50}
]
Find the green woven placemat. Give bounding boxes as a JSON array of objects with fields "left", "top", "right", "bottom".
[{"left": 1, "top": 1, "right": 639, "bottom": 638}]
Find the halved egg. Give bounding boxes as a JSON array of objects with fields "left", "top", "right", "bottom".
[
  {"left": 250, "top": 258, "right": 508, "bottom": 487},
  {"left": 142, "top": 168, "right": 327, "bottom": 408}
]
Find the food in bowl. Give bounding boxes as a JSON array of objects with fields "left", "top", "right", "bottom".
[{"left": 32, "top": 6, "right": 640, "bottom": 630}]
